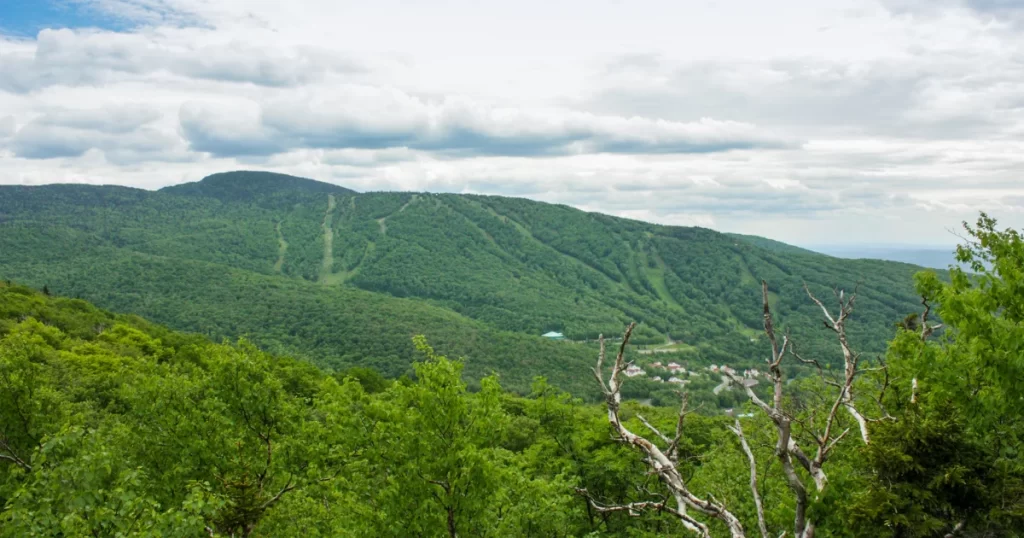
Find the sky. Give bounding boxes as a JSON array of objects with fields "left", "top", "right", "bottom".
[{"left": 1, "top": 0, "right": 1023, "bottom": 247}]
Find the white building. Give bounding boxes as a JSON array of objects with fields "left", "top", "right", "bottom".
[{"left": 624, "top": 364, "right": 646, "bottom": 377}]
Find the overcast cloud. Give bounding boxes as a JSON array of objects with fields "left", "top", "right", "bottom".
[{"left": 1, "top": 0, "right": 1023, "bottom": 246}]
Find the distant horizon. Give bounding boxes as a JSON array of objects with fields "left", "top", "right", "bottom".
[
  {"left": 803, "top": 244, "right": 965, "bottom": 269},
  {"left": 801, "top": 243, "right": 961, "bottom": 251}
]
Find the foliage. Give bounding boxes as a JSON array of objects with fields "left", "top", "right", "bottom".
[
  {"left": 0, "top": 172, "right": 930, "bottom": 401},
  {"left": 840, "top": 214, "right": 1024, "bottom": 536},
  {"left": 0, "top": 212, "right": 1023, "bottom": 536},
  {"left": 6, "top": 171, "right": 1024, "bottom": 536}
]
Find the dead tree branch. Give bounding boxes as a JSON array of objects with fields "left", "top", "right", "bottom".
[
  {"left": 728, "top": 419, "right": 769, "bottom": 538},
  {"left": 589, "top": 323, "right": 746, "bottom": 538},
  {"left": 724, "top": 280, "right": 878, "bottom": 538},
  {"left": 804, "top": 283, "right": 869, "bottom": 445},
  {"left": 919, "top": 297, "right": 943, "bottom": 340},
  {"left": 0, "top": 436, "right": 31, "bottom": 472},
  {"left": 576, "top": 489, "right": 710, "bottom": 535},
  {"left": 586, "top": 279, "right": 880, "bottom": 538}
]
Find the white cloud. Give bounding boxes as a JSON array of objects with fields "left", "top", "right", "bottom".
[
  {"left": 0, "top": 116, "right": 14, "bottom": 139},
  {"left": 6, "top": 104, "right": 189, "bottom": 163},
  {"left": 0, "top": 0, "right": 1023, "bottom": 245},
  {"left": 0, "top": 28, "right": 363, "bottom": 93},
  {"left": 177, "top": 87, "right": 794, "bottom": 157}
]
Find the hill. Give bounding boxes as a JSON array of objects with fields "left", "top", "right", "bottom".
[
  {"left": 0, "top": 171, "right": 931, "bottom": 393},
  {"left": 161, "top": 170, "right": 356, "bottom": 206},
  {"left": 1, "top": 217, "right": 1018, "bottom": 538},
  {"left": 0, "top": 281, "right": 612, "bottom": 536}
]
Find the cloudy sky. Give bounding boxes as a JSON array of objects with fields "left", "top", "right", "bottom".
[{"left": 2, "top": 0, "right": 1023, "bottom": 247}]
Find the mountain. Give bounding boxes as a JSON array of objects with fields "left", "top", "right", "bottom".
[
  {"left": 0, "top": 171, "right": 935, "bottom": 394},
  {"left": 161, "top": 170, "right": 356, "bottom": 205},
  {"left": 726, "top": 233, "right": 822, "bottom": 257}
]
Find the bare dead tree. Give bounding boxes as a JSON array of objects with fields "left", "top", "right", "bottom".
[
  {"left": 585, "top": 280, "right": 883, "bottom": 537},
  {"left": 579, "top": 323, "right": 746, "bottom": 538},
  {"left": 720, "top": 280, "right": 879, "bottom": 538},
  {"left": 803, "top": 282, "right": 870, "bottom": 444},
  {"left": 727, "top": 418, "right": 768, "bottom": 538}
]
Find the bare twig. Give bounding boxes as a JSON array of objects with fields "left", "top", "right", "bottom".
[
  {"left": 0, "top": 437, "right": 31, "bottom": 472},
  {"left": 637, "top": 415, "right": 673, "bottom": 446},
  {"left": 944, "top": 520, "right": 965, "bottom": 538},
  {"left": 728, "top": 419, "right": 769, "bottom": 538},
  {"left": 576, "top": 488, "right": 709, "bottom": 536},
  {"left": 592, "top": 324, "right": 745, "bottom": 537},
  {"left": 804, "top": 283, "right": 869, "bottom": 445}
]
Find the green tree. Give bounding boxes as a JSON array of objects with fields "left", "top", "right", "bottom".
[{"left": 847, "top": 214, "right": 1024, "bottom": 536}]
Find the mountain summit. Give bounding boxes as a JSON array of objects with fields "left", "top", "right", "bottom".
[{"left": 161, "top": 171, "right": 355, "bottom": 205}]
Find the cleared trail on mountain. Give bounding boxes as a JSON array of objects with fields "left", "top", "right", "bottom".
[
  {"left": 482, "top": 201, "right": 625, "bottom": 285},
  {"left": 319, "top": 194, "right": 336, "bottom": 283},
  {"left": 377, "top": 194, "right": 418, "bottom": 236},
  {"left": 273, "top": 221, "right": 288, "bottom": 273}
]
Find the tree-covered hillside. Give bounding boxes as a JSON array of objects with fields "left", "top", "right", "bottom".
[
  {"left": 2, "top": 214, "right": 1022, "bottom": 536},
  {"left": 0, "top": 171, "right": 929, "bottom": 393}
]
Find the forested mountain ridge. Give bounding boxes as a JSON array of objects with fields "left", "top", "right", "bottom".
[
  {"left": 162, "top": 170, "right": 356, "bottom": 206},
  {"left": 2, "top": 217, "right": 1022, "bottom": 537},
  {"left": 0, "top": 171, "right": 928, "bottom": 394}
]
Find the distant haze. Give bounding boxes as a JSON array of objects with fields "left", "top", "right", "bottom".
[{"left": 805, "top": 245, "right": 960, "bottom": 269}]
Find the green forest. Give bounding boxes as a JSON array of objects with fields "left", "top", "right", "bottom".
[
  {"left": 1, "top": 213, "right": 1023, "bottom": 537},
  {"left": 0, "top": 171, "right": 930, "bottom": 402}
]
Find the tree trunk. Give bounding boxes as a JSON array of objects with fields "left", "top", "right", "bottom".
[{"left": 447, "top": 506, "right": 457, "bottom": 538}]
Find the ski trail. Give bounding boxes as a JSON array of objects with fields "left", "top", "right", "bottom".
[
  {"left": 319, "top": 194, "right": 336, "bottom": 283},
  {"left": 273, "top": 221, "right": 288, "bottom": 273},
  {"left": 377, "top": 194, "right": 418, "bottom": 236}
]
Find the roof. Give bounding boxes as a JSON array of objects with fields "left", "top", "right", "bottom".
[{"left": 542, "top": 331, "right": 565, "bottom": 338}]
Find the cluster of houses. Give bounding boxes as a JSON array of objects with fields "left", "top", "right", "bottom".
[
  {"left": 650, "top": 361, "right": 686, "bottom": 374},
  {"left": 623, "top": 361, "right": 693, "bottom": 385},
  {"left": 622, "top": 361, "right": 765, "bottom": 389},
  {"left": 708, "top": 365, "right": 763, "bottom": 380}
]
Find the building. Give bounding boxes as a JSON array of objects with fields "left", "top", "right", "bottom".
[
  {"left": 541, "top": 331, "right": 565, "bottom": 340},
  {"left": 624, "top": 364, "right": 646, "bottom": 377}
]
